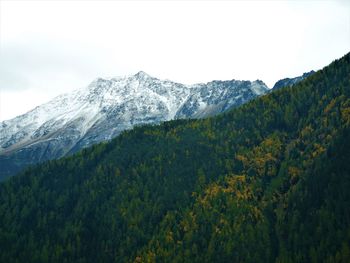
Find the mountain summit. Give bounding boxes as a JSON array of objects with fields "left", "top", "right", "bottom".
[{"left": 0, "top": 73, "right": 268, "bottom": 179}]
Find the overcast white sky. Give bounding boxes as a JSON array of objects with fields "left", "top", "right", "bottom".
[{"left": 0, "top": 0, "right": 349, "bottom": 121}]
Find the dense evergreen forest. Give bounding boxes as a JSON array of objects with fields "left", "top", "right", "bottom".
[{"left": 0, "top": 53, "right": 349, "bottom": 263}]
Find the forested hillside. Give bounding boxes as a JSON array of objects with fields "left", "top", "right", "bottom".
[{"left": 0, "top": 53, "right": 349, "bottom": 263}]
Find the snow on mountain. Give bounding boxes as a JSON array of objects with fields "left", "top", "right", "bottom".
[{"left": 0, "top": 72, "right": 268, "bottom": 180}]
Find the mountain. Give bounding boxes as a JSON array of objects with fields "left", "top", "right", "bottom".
[
  {"left": 272, "top": 70, "right": 315, "bottom": 90},
  {"left": 0, "top": 72, "right": 268, "bottom": 180},
  {"left": 0, "top": 53, "right": 349, "bottom": 263}
]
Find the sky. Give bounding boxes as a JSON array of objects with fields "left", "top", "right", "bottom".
[{"left": 0, "top": 1, "right": 349, "bottom": 121}]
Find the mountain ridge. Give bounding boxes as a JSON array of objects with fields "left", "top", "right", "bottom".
[
  {"left": 0, "top": 70, "right": 317, "bottom": 180},
  {"left": 0, "top": 73, "right": 268, "bottom": 180},
  {"left": 272, "top": 70, "right": 315, "bottom": 90}
]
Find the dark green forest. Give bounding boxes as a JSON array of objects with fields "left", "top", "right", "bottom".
[{"left": 0, "top": 53, "right": 350, "bottom": 263}]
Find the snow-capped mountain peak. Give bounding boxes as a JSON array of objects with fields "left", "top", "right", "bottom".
[{"left": 0, "top": 72, "right": 269, "bottom": 180}]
